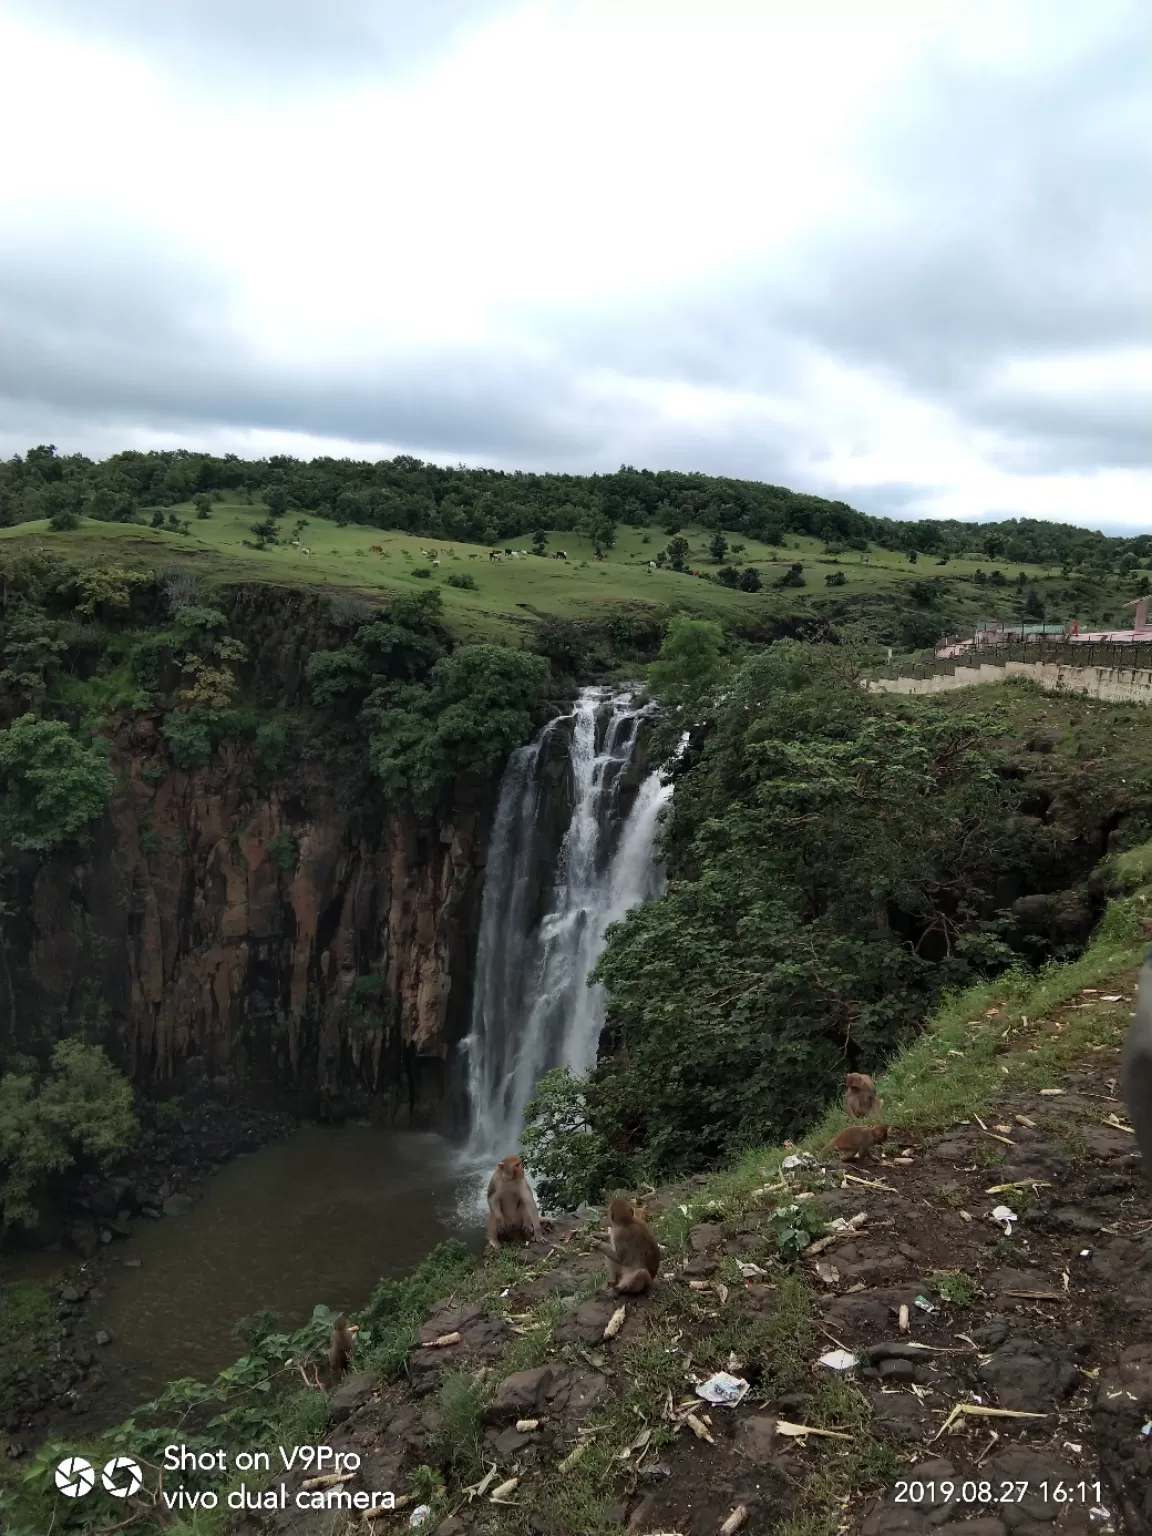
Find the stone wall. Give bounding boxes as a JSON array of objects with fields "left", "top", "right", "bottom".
[{"left": 870, "top": 659, "right": 1152, "bottom": 706}]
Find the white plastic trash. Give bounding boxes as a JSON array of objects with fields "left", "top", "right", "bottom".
[
  {"left": 695, "top": 1372, "right": 750, "bottom": 1407},
  {"left": 817, "top": 1350, "right": 858, "bottom": 1372}
]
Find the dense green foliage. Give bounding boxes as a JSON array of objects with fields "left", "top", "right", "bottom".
[
  {"left": 525, "top": 640, "right": 1049, "bottom": 1197},
  {"left": 0, "top": 715, "right": 113, "bottom": 851},
  {"left": 365, "top": 643, "right": 551, "bottom": 813},
  {"left": 0, "top": 1041, "right": 137, "bottom": 1228},
  {"left": 5, "top": 443, "right": 1152, "bottom": 570}
]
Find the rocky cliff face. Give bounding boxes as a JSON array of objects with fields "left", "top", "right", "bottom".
[{"left": 5, "top": 711, "right": 493, "bottom": 1131}]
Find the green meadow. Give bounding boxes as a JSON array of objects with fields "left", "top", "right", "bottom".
[{"left": 0, "top": 501, "right": 1075, "bottom": 643}]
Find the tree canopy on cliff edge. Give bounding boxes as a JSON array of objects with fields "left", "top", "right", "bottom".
[{"left": 524, "top": 636, "right": 1062, "bottom": 1204}]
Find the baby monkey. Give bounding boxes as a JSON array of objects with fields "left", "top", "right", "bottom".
[
  {"left": 824, "top": 1124, "right": 889, "bottom": 1162},
  {"left": 598, "top": 1197, "right": 661, "bottom": 1296},
  {"left": 844, "top": 1072, "right": 882, "bottom": 1118}
]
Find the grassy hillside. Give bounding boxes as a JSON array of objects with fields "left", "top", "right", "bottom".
[{"left": 0, "top": 502, "right": 1134, "bottom": 646}]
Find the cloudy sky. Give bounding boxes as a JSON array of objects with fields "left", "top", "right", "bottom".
[{"left": 1, "top": 0, "right": 1149, "bottom": 529}]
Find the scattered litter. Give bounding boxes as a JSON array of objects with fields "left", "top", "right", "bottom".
[
  {"left": 515, "top": 1419, "right": 540, "bottom": 1432},
  {"left": 1102, "top": 995, "right": 1124, "bottom": 1003},
  {"left": 695, "top": 1372, "right": 750, "bottom": 1407},
  {"left": 1014, "top": 1115, "right": 1037, "bottom": 1128},
  {"left": 775, "top": 1420, "right": 854, "bottom": 1442},
  {"left": 781, "top": 1153, "right": 816, "bottom": 1170},
  {"left": 490, "top": 1477, "right": 520, "bottom": 1504},
  {"left": 409, "top": 1507, "right": 433, "bottom": 1530},
  {"left": 989, "top": 1205, "right": 1018, "bottom": 1236},
  {"left": 814, "top": 1261, "right": 840, "bottom": 1285},
  {"left": 464, "top": 1466, "right": 500, "bottom": 1500},
  {"left": 932, "top": 1403, "right": 1047, "bottom": 1441},
  {"left": 1141, "top": 1421, "right": 1152, "bottom": 1438},
  {"left": 737, "top": 1261, "right": 767, "bottom": 1279},
  {"left": 818, "top": 1349, "right": 858, "bottom": 1372},
  {"left": 914, "top": 1295, "right": 938, "bottom": 1314},
  {"left": 715, "top": 1282, "right": 730, "bottom": 1305},
  {"left": 1039, "top": 1088, "right": 1066, "bottom": 1096},
  {"left": 1080, "top": 1249, "right": 1093, "bottom": 1259},
  {"left": 986, "top": 1179, "right": 1050, "bottom": 1194},
  {"left": 615, "top": 1427, "right": 652, "bottom": 1461},
  {"left": 1089, "top": 1507, "right": 1113, "bottom": 1524},
  {"left": 557, "top": 1444, "right": 588, "bottom": 1474},
  {"left": 1062, "top": 1441, "right": 1082, "bottom": 1454},
  {"left": 425, "top": 1331, "right": 462, "bottom": 1348},
  {"left": 603, "top": 1305, "right": 627, "bottom": 1340},
  {"left": 719, "top": 1506, "right": 749, "bottom": 1535},
  {"left": 689, "top": 1280, "right": 711, "bottom": 1291},
  {"left": 684, "top": 1412, "right": 716, "bottom": 1443},
  {"left": 1004, "top": 1289, "right": 1063, "bottom": 1301},
  {"left": 828, "top": 1212, "right": 868, "bottom": 1234},
  {"left": 1103, "top": 1114, "right": 1135, "bottom": 1134},
  {"left": 898, "top": 1305, "right": 910, "bottom": 1333}
]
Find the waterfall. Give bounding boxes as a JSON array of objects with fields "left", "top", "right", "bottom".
[{"left": 465, "top": 686, "right": 671, "bottom": 1158}]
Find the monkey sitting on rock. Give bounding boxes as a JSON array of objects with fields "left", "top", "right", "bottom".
[
  {"left": 598, "top": 1197, "right": 661, "bottom": 1296},
  {"left": 486, "top": 1155, "right": 544, "bottom": 1250},
  {"left": 1122, "top": 943, "right": 1152, "bottom": 1180}
]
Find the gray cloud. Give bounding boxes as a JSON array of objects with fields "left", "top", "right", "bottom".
[{"left": 1, "top": 1, "right": 1149, "bottom": 528}]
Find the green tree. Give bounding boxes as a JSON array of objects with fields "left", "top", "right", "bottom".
[
  {"left": 665, "top": 535, "right": 690, "bottom": 571},
  {"left": 647, "top": 616, "right": 726, "bottom": 707},
  {"left": 366, "top": 645, "right": 549, "bottom": 811},
  {"left": 0, "top": 1041, "right": 138, "bottom": 1228},
  {"left": 0, "top": 716, "right": 114, "bottom": 852},
  {"left": 532, "top": 528, "right": 548, "bottom": 555},
  {"left": 737, "top": 566, "right": 762, "bottom": 592},
  {"left": 709, "top": 530, "right": 729, "bottom": 562}
]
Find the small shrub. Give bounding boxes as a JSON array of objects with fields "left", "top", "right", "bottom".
[
  {"left": 932, "top": 1270, "right": 977, "bottom": 1306},
  {"left": 411, "top": 567, "right": 432, "bottom": 579},
  {"left": 47, "top": 509, "right": 80, "bottom": 532},
  {"left": 163, "top": 709, "right": 214, "bottom": 769},
  {"left": 267, "top": 830, "right": 298, "bottom": 872},
  {"left": 768, "top": 1201, "right": 826, "bottom": 1262},
  {"left": 825, "top": 570, "right": 847, "bottom": 587},
  {"left": 443, "top": 572, "right": 477, "bottom": 590}
]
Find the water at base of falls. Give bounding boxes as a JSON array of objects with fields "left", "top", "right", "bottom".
[{"left": 464, "top": 686, "right": 671, "bottom": 1160}]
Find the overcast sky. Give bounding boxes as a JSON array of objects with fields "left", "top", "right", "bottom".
[{"left": 1, "top": 0, "right": 1149, "bottom": 530}]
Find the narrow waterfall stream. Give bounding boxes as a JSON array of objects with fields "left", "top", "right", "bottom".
[{"left": 466, "top": 687, "right": 671, "bottom": 1157}]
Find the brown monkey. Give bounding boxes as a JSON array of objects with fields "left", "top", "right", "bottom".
[
  {"left": 328, "top": 1313, "right": 355, "bottom": 1380},
  {"left": 844, "top": 1072, "right": 882, "bottom": 1118},
  {"left": 1121, "top": 945, "right": 1152, "bottom": 1180},
  {"left": 598, "top": 1197, "right": 661, "bottom": 1296},
  {"left": 486, "top": 1155, "right": 543, "bottom": 1249},
  {"left": 824, "top": 1124, "right": 889, "bottom": 1162}
]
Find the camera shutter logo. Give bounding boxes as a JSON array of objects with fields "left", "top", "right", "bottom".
[
  {"left": 102, "top": 1456, "right": 143, "bottom": 1497},
  {"left": 55, "top": 1456, "right": 96, "bottom": 1498}
]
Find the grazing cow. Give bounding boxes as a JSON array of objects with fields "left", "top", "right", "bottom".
[
  {"left": 504, "top": 548, "right": 513, "bottom": 556},
  {"left": 432, "top": 559, "right": 440, "bottom": 567},
  {"left": 490, "top": 551, "right": 502, "bottom": 561},
  {"left": 554, "top": 550, "right": 567, "bottom": 560},
  {"left": 370, "top": 544, "right": 383, "bottom": 553}
]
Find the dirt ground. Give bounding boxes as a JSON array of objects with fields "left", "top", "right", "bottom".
[{"left": 242, "top": 975, "right": 1152, "bottom": 1536}]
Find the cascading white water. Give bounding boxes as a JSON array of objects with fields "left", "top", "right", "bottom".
[{"left": 465, "top": 687, "right": 671, "bottom": 1158}]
